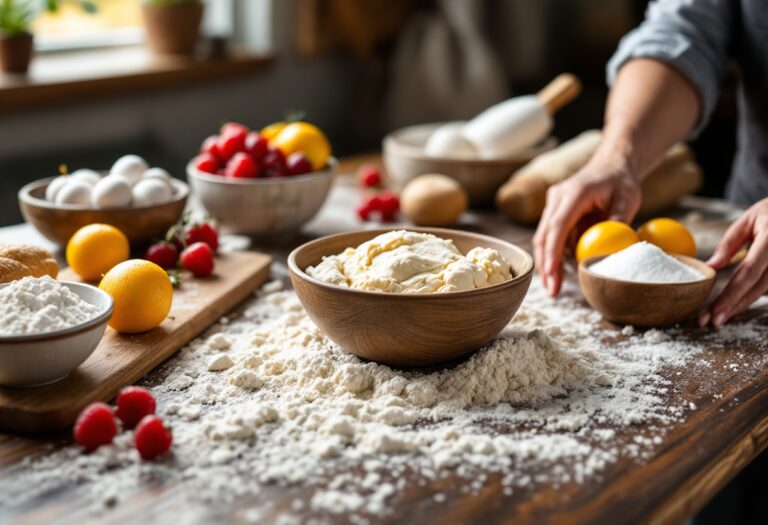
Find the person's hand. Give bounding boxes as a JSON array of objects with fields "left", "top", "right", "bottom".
[
  {"left": 533, "top": 156, "right": 642, "bottom": 296},
  {"left": 698, "top": 197, "right": 768, "bottom": 327}
]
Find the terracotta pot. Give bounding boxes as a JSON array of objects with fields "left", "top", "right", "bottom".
[
  {"left": 142, "top": 3, "right": 204, "bottom": 55},
  {"left": 0, "top": 33, "right": 34, "bottom": 74}
]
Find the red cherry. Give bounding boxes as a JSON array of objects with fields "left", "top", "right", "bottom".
[
  {"left": 185, "top": 222, "right": 219, "bottom": 252},
  {"left": 359, "top": 165, "right": 381, "bottom": 187},
  {"left": 225, "top": 152, "right": 259, "bottom": 178},
  {"left": 193, "top": 153, "right": 219, "bottom": 174},
  {"left": 180, "top": 242, "right": 214, "bottom": 277},
  {"left": 115, "top": 386, "right": 157, "bottom": 429},
  {"left": 244, "top": 132, "right": 269, "bottom": 160},
  {"left": 200, "top": 135, "right": 222, "bottom": 162},
  {"left": 145, "top": 242, "right": 178, "bottom": 270},
  {"left": 220, "top": 121, "right": 249, "bottom": 137},
  {"left": 261, "top": 146, "right": 286, "bottom": 173},
  {"left": 73, "top": 402, "right": 117, "bottom": 452},
  {"left": 285, "top": 153, "right": 313, "bottom": 176},
  {"left": 356, "top": 205, "right": 371, "bottom": 221},
  {"left": 217, "top": 125, "right": 247, "bottom": 161},
  {"left": 134, "top": 415, "right": 173, "bottom": 460}
]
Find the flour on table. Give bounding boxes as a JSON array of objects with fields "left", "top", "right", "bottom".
[{"left": 3, "top": 273, "right": 768, "bottom": 523}]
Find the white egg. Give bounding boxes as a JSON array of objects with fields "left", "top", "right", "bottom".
[
  {"left": 91, "top": 175, "right": 133, "bottom": 209},
  {"left": 69, "top": 169, "right": 101, "bottom": 187},
  {"left": 141, "top": 167, "right": 173, "bottom": 189},
  {"left": 45, "top": 176, "right": 69, "bottom": 202},
  {"left": 424, "top": 123, "right": 478, "bottom": 159},
  {"left": 111, "top": 154, "right": 149, "bottom": 186},
  {"left": 54, "top": 180, "right": 92, "bottom": 206},
  {"left": 132, "top": 178, "right": 172, "bottom": 207}
]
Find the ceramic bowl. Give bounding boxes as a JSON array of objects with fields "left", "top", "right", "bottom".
[
  {"left": 18, "top": 177, "right": 189, "bottom": 247},
  {"left": 288, "top": 227, "right": 534, "bottom": 367},
  {"left": 187, "top": 158, "right": 336, "bottom": 236},
  {"left": 0, "top": 282, "right": 113, "bottom": 387},
  {"left": 578, "top": 255, "right": 716, "bottom": 327},
  {"left": 383, "top": 122, "right": 556, "bottom": 206}
]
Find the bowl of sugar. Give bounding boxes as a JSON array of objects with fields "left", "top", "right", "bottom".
[{"left": 578, "top": 241, "right": 715, "bottom": 327}]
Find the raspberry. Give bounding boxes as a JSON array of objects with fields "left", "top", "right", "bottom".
[
  {"left": 115, "top": 386, "right": 157, "bottom": 429},
  {"left": 134, "top": 415, "right": 173, "bottom": 460},
  {"left": 73, "top": 402, "right": 117, "bottom": 452}
]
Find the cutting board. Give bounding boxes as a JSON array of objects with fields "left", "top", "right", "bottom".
[{"left": 0, "top": 250, "right": 271, "bottom": 433}]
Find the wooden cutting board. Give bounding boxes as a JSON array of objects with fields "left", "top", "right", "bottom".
[{"left": 0, "top": 250, "right": 271, "bottom": 433}]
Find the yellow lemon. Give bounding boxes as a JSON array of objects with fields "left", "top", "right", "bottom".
[
  {"left": 99, "top": 259, "right": 172, "bottom": 334},
  {"left": 270, "top": 121, "right": 331, "bottom": 170},
  {"left": 261, "top": 121, "right": 287, "bottom": 141},
  {"left": 66, "top": 224, "right": 130, "bottom": 282},
  {"left": 637, "top": 218, "right": 696, "bottom": 257},
  {"left": 576, "top": 220, "right": 639, "bottom": 262}
]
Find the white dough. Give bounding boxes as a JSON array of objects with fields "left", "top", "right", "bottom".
[
  {"left": 69, "top": 169, "right": 101, "bottom": 187},
  {"left": 141, "top": 167, "right": 173, "bottom": 190},
  {"left": 424, "top": 122, "right": 478, "bottom": 159},
  {"left": 54, "top": 179, "right": 92, "bottom": 206},
  {"left": 111, "top": 155, "right": 148, "bottom": 186},
  {"left": 132, "top": 178, "right": 172, "bottom": 206},
  {"left": 45, "top": 176, "right": 69, "bottom": 202},
  {"left": 91, "top": 174, "right": 133, "bottom": 208}
]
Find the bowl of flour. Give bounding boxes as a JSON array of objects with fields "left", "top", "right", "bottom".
[
  {"left": 578, "top": 242, "right": 715, "bottom": 327},
  {"left": 0, "top": 276, "right": 113, "bottom": 387}
]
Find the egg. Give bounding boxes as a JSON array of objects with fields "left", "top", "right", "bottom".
[
  {"left": 424, "top": 123, "right": 478, "bottom": 159},
  {"left": 45, "top": 176, "right": 70, "bottom": 202},
  {"left": 141, "top": 167, "right": 173, "bottom": 189},
  {"left": 400, "top": 174, "right": 468, "bottom": 226},
  {"left": 111, "top": 155, "right": 149, "bottom": 186},
  {"left": 91, "top": 175, "right": 133, "bottom": 208},
  {"left": 54, "top": 179, "right": 93, "bottom": 206},
  {"left": 132, "top": 178, "right": 172, "bottom": 207},
  {"left": 69, "top": 169, "right": 101, "bottom": 187}
]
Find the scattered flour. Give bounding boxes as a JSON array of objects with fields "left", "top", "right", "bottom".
[
  {"left": 0, "top": 276, "right": 101, "bottom": 335},
  {"left": 3, "top": 273, "right": 767, "bottom": 523},
  {"left": 588, "top": 242, "right": 704, "bottom": 283}
]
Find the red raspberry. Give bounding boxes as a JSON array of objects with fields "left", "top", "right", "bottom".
[
  {"left": 134, "top": 415, "right": 173, "bottom": 460},
  {"left": 356, "top": 204, "right": 371, "bottom": 221},
  {"left": 359, "top": 165, "right": 381, "bottom": 187},
  {"left": 180, "top": 242, "right": 214, "bottom": 277},
  {"left": 145, "top": 242, "right": 178, "bottom": 270},
  {"left": 225, "top": 152, "right": 259, "bottom": 178},
  {"left": 378, "top": 191, "right": 400, "bottom": 215},
  {"left": 115, "top": 386, "right": 156, "bottom": 429},
  {"left": 192, "top": 153, "right": 219, "bottom": 174},
  {"left": 185, "top": 222, "right": 219, "bottom": 252},
  {"left": 73, "top": 402, "right": 117, "bottom": 452}
]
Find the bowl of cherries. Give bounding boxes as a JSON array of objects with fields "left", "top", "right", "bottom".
[{"left": 187, "top": 121, "right": 336, "bottom": 236}]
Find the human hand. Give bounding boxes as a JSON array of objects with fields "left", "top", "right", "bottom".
[
  {"left": 532, "top": 156, "right": 641, "bottom": 296},
  {"left": 698, "top": 197, "right": 768, "bottom": 327}
]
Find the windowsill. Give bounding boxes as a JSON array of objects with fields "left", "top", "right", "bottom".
[{"left": 0, "top": 45, "right": 274, "bottom": 112}]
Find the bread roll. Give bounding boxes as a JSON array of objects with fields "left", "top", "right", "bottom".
[{"left": 0, "top": 244, "right": 59, "bottom": 284}]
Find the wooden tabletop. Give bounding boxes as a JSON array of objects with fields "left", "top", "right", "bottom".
[{"left": 1, "top": 168, "right": 766, "bottom": 525}]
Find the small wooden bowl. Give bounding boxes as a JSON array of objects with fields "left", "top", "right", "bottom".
[
  {"left": 18, "top": 177, "right": 189, "bottom": 247},
  {"left": 383, "top": 122, "right": 556, "bottom": 206},
  {"left": 578, "top": 255, "right": 716, "bottom": 327},
  {"left": 288, "top": 227, "right": 534, "bottom": 367}
]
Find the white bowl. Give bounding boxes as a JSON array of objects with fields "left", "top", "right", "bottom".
[
  {"left": 0, "top": 282, "right": 113, "bottom": 387},
  {"left": 186, "top": 158, "right": 337, "bottom": 236}
]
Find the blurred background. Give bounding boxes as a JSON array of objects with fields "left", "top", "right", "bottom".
[{"left": 0, "top": 0, "right": 738, "bottom": 226}]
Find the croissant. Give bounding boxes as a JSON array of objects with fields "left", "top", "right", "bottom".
[{"left": 0, "top": 244, "right": 59, "bottom": 284}]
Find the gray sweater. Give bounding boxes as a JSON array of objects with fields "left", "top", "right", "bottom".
[{"left": 607, "top": 0, "right": 768, "bottom": 206}]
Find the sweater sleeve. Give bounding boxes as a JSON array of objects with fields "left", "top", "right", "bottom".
[{"left": 606, "top": 0, "right": 733, "bottom": 137}]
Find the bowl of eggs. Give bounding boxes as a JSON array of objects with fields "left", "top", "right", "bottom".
[{"left": 19, "top": 155, "right": 189, "bottom": 246}]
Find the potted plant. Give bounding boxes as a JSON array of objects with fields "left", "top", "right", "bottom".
[
  {"left": 0, "top": 0, "right": 95, "bottom": 73},
  {"left": 142, "top": 0, "right": 204, "bottom": 56}
]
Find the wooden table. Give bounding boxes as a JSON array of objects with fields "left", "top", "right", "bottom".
[{"left": 1, "top": 167, "right": 766, "bottom": 525}]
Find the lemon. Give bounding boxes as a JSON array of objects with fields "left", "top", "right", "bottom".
[
  {"left": 270, "top": 121, "right": 331, "bottom": 171},
  {"left": 576, "top": 220, "right": 639, "bottom": 262},
  {"left": 99, "top": 259, "right": 173, "bottom": 334},
  {"left": 66, "top": 224, "right": 130, "bottom": 282},
  {"left": 637, "top": 218, "right": 696, "bottom": 257}
]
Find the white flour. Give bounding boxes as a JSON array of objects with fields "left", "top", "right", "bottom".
[
  {"left": 3, "top": 274, "right": 767, "bottom": 523},
  {"left": 0, "top": 276, "right": 101, "bottom": 335},
  {"left": 589, "top": 242, "right": 704, "bottom": 283}
]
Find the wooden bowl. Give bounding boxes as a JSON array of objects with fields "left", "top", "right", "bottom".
[
  {"left": 383, "top": 122, "right": 556, "bottom": 206},
  {"left": 18, "top": 177, "right": 189, "bottom": 247},
  {"left": 578, "top": 255, "right": 716, "bottom": 327},
  {"left": 19, "top": 177, "right": 188, "bottom": 247},
  {"left": 187, "top": 158, "right": 336, "bottom": 236},
  {"left": 288, "top": 227, "right": 534, "bottom": 367}
]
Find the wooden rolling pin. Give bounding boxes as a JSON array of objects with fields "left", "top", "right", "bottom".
[{"left": 495, "top": 130, "right": 702, "bottom": 224}]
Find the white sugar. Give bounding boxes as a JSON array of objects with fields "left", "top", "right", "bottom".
[{"left": 588, "top": 242, "right": 704, "bottom": 283}]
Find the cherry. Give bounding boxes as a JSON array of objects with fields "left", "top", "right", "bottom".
[
  {"left": 185, "top": 222, "right": 219, "bottom": 252},
  {"left": 193, "top": 153, "right": 219, "bottom": 174},
  {"left": 225, "top": 152, "right": 259, "bottom": 178},
  {"left": 244, "top": 132, "right": 269, "bottom": 161},
  {"left": 285, "top": 152, "right": 312, "bottom": 176},
  {"left": 145, "top": 241, "right": 178, "bottom": 270},
  {"left": 180, "top": 242, "right": 215, "bottom": 277}
]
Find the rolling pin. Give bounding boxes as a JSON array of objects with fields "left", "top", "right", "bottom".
[
  {"left": 495, "top": 130, "right": 703, "bottom": 224},
  {"left": 462, "top": 73, "right": 582, "bottom": 159}
]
